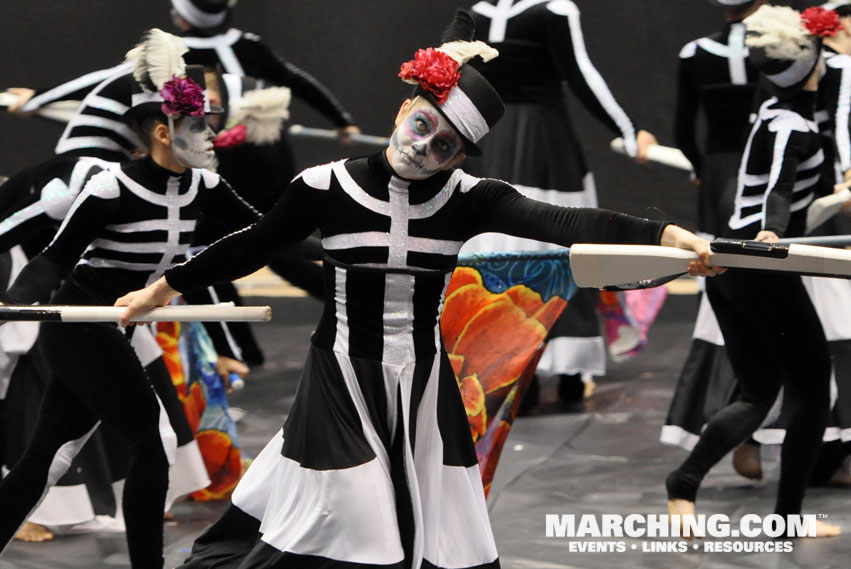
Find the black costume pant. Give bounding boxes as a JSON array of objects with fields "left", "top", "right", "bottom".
[
  {"left": 0, "top": 319, "right": 169, "bottom": 569},
  {"left": 667, "top": 270, "right": 830, "bottom": 516}
]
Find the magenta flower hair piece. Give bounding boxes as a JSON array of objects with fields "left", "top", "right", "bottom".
[{"left": 160, "top": 75, "right": 205, "bottom": 117}]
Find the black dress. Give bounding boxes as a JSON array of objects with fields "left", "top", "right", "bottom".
[
  {"left": 666, "top": 92, "right": 831, "bottom": 517},
  {"left": 171, "top": 151, "right": 668, "bottom": 569}
]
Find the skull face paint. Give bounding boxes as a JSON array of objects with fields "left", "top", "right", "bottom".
[
  {"left": 170, "top": 115, "right": 216, "bottom": 169},
  {"left": 387, "top": 99, "right": 463, "bottom": 180}
]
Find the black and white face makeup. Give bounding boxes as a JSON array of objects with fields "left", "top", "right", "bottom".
[
  {"left": 387, "top": 99, "right": 464, "bottom": 180},
  {"left": 169, "top": 115, "right": 215, "bottom": 169}
]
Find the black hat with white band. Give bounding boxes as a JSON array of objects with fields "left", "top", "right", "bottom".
[
  {"left": 744, "top": 4, "right": 843, "bottom": 99},
  {"left": 398, "top": 9, "right": 504, "bottom": 156}
]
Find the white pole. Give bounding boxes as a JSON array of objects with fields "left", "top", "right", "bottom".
[
  {"left": 0, "top": 304, "right": 271, "bottom": 323},
  {"left": 287, "top": 124, "right": 389, "bottom": 147},
  {"left": 610, "top": 137, "right": 694, "bottom": 172}
]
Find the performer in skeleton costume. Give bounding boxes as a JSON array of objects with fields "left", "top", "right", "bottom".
[
  {"left": 0, "top": 153, "right": 221, "bottom": 541},
  {"left": 0, "top": 32, "right": 239, "bottom": 543},
  {"left": 0, "top": 29, "right": 263, "bottom": 373},
  {"left": 0, "top": 40, "right": 260, "bottom": 567},
  {"left": 117, "top": 11, "right": 718, "bottom": 568},
  {"left": 741, "top": 0, "right": 851, "bottom": 486},
  {"left": 663, "top": 1, "right": 851, "bottom": 489},
  {"left": 461, "top": 0, "right": 659, "bottom": 406},
  {"left": 665, "top": 4, "right": 841, "bottom": 538},
  {"left": 803, "top": 2, "right": 851, "bottom": 481}
]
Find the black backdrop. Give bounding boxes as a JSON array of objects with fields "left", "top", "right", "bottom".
[{"left": 0, "top": 0, "right": 819, "bottom": 228}]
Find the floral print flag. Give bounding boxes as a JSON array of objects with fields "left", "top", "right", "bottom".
[{"left": 441, "top": 249, "right": 577, "bottom": 496}]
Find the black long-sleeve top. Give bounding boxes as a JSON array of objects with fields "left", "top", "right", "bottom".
[
  {"left": 673, "top": 20, "right": 760, "bottom": 178},
  {"left": 470, "top": 0, "right": 639, "bottom": 155},
  {"left": 182, "top": 28, "right": 354, "bottom": 128},
  {"left": 3, "top": 157, "right": 259, "bottom": 307},
  {"left": 166, "top": 151, "right": 668, "bottom": 294},
  {"left": 726, "top": 92, "right": 822, "bottom": 239}
]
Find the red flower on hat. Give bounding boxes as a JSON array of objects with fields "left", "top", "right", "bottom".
[
  {"left": 399, "top": 48, "right": 460, "bottom": 105},
  {"left": 160, "top": 75, "right": 206, "bottom": 117},
  {"left": 801, "top": 6, "right": 844, "bottom": 38}
]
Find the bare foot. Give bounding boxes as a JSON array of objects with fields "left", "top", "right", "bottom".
[
  {"left": 810, "top": 519, "right": 841, "bottom": 538},
  {"left": 583, "top": 379, "right": 597, "bottom": 400},
  {"left": 668, "top": 499, "right": 703, "bottom": 540},
  {"left": 14, "top": 522, "right": 54, "bottom": 542},
  {"left": 732, "top": 442, "right": 762, "bottom": 480}
]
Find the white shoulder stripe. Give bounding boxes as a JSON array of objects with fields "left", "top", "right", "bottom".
[
  {"left": 298, "top": 161, "right": 339, "bottom": 190},
  {"left": 49, "top": 170, "right": 120, "bottom": 245},
  {"left": 332, "top": 162, "right": 390, "bottom": 215},
  {"left": 200, "top": 169, "right": 221, "bottom": 188},
  {"left": 40, "top": 178, "right": 78, "bottom": 221},
  {"left": 453, "top": 170, "right": 482, "bottom": 194}
]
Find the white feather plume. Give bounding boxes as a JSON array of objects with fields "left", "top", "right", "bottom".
[
  {"left": 744, "top": 5, "right": 814, "bottom": 61},
  {"left": 437, "top": 40, "right": 499, "bottom": 65},
  {"left": 228, "top": 87, "right": 292, "bottom": 145},
  {"left": 125, "top": 28, "right": 188, "bottom": 91}
]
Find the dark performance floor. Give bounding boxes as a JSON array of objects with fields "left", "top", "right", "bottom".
[{"left": 2, "top": 292, "right": 849, "bottom": 568}]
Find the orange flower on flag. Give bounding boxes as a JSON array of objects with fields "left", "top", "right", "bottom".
[
  {"left": 441, "top": 267, "right": 567, "bottom": 441},
  {"left": 458, "top": 373, "right": 487, "bottom": 440}
]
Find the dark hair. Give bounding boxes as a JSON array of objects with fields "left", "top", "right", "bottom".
[
  {"left": 126, "top": 113, "right": 168, "bottom": 153},
  {"left": 727, "top": 0, "right": 762, "bottom": 21}
]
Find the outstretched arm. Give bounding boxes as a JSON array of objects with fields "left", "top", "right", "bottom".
[
  {"left": 545, "top": 0, "right": 642, "bottom": 157},
  {"left": 117, "top": 174, "right": 322, "bottom": 324},
  {"left": 248, "top": 39, "right": 355, "bottom": 129},
  {"left": 466, "top": 179, "right": 720, "bottom": 276}
]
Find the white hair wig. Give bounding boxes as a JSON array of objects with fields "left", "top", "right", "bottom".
[{"left": 744, "top": 4, "right": 814, "bottom": 62}]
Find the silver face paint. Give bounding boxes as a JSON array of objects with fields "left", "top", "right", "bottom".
[
  {"left": 386, "top": 99, "right": 463, "bottom": 180},
  {"left": 170, "top": 115, "right": 215, "bottom": 169}
]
